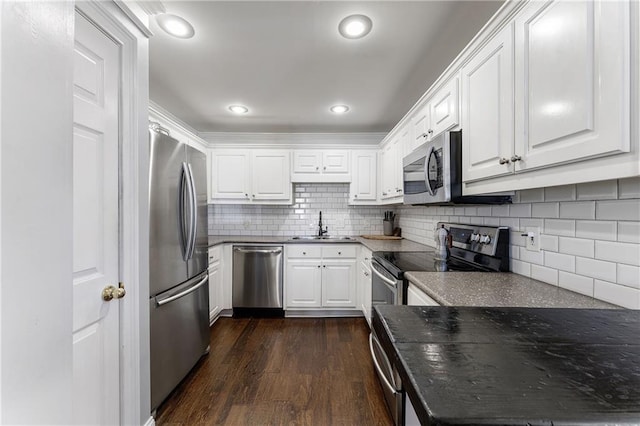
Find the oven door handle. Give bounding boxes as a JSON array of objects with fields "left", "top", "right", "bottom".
[
  {"left": 369, "top": 333, "right": 398, "bottom": 395},
  {"left": 371, "top": 262, "right": 398, "bottom": 288}
]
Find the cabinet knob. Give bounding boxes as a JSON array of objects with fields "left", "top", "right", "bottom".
[
  {"left": 245, "top": 193, "right": 249, "bottom": 197},
  {"left": 498, "top": 158, "right": 510, "bottom": 165},
  {"left": 323, "top": 166, "right": 326, "bottom": 170},
  {"left": 303, "top": 252, "right": 306, "bottom": 255},
  {"left": 510, "top": 155, "right": 522, "bottom": 162},
  {"left": 323, "top": 265, "right": 326, "bottom": 268},
  {"left": 316, "top": 166, "right": 319, "bottom": 170},
  {"left": 382, "top": 192, "right": 388, "bottom": 196},
  {"left": 252, "top": 194, "right": 255, "bottom": 198},
  {"left": 364, "top": 271, "right": 369, "bottom": 277},
  {"left": 354, "top": 194, "right": 358, "bottom": 198},
  {"left": 338, "top": 252, "right": 341, "bottom": 255},
  {"left": 396, "top": 188, "right": 402, "bottom": 193},
  {"left": 428, "top": 129, "right": 433, "bottom": 134},
  {"left": 318, "top": 265, "right": 321, "bottom": 268}
]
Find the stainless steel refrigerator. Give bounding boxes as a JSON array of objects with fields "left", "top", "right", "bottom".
[{"left": 149, "top": 126, "right": 209, "bottom": 411}]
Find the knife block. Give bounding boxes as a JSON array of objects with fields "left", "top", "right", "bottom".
[{"left": 383, "top": 220, "right": 393, "bottom": 236}]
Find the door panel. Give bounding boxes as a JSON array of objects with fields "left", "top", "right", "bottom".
[
  {"left": 186, "top": 145, "right": 208, "bottom": 278},
  {"left": 514, "top": 0, "right": 630, "bottom": 171},
  {"left": 72, "top": 13, "right": 120, "bottom": 426},
  {"left": 462, "top": 23, "right": 515, "bottom": 182},
  {"left": 252, "top": 150, "right": 291, "bottom": 200},
  {"left": 285, "top": 260, "right": 322, "bottom": 308},
  {"left": 322, "top": 261, "right": 357, "bottom": 308},
  {"left": 149, "top": 131, "right": 189, "bottom": 294}
]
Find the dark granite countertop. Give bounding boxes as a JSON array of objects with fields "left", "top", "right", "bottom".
[{"left": 373, "top": 305, "right": 640, "bottom": 425}]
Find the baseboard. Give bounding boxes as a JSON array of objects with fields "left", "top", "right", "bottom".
[
  {"left": 285, "top": 309, "right": 365, "bottom": 318},
  {"left": 144, "top": 415, "right": 156, "bottom": 426}
]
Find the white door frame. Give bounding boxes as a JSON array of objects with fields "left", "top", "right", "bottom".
[{"left": 74, "top": 2, "right": 150, "bottom": 425}]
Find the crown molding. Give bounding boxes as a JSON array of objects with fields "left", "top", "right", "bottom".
[
  {"left": 200, "top": 131, "right": 386, "bottom": 149},
  {"left": 136, "top": 1, "right": 165, "bottom": 16}
]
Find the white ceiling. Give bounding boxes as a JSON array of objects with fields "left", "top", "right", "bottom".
[{"left": 149, "top": 1, "right": 504, "bottom": 133}]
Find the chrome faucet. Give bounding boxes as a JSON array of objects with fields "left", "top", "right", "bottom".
[{"left": 318, "top": 211, "right": 328, "bottom": 236}]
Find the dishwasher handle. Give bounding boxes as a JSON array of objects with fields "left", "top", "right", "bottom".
[{"left": 233, "top": 247, "right": 282, "bottom": 255}]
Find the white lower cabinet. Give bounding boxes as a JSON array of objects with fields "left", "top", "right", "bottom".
[
  {"left": 406, "top": 283, "right": 440, "bottom": 306},
  {"left": 207, "top": 245, "right": 224, "bottom": 323},
  {"left": 285, "top": 244, "right": 358, "bottom": 310},
  {"left": 358, "top": 247, "right": 373, "bottom": 326},
  {"left": 404, "top": 393, "right": 421, "bottom": 426}
]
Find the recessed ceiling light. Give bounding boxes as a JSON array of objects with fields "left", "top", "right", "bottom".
[
  {"left": 228, "top": 105, "right": 249, "bottom": 114},
  {"left": 338, "top": 14, "right": 373, "bottom": 39},
  {"left": 330, "top": 105, "right": 350, "bottom": 114},
  {"left": 156, "top": 14, "right": 195, "bottom": 39}
]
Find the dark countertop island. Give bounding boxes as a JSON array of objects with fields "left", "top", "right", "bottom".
[{"left": 373, "top": 305, "right": 640, "bottom": 425}]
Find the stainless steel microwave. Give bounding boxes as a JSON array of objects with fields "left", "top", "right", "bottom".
[{"left": 402, "top": 130, "right": 511, "bottom": 205}]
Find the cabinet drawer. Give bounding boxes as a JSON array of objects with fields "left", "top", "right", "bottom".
[
  {"left": 287, "top": 245, "right": 322, "bottom": 258},
  {"left": 321, "top": 245, "right": 357, "bottom": 259},
  {"left": 208, "top": 246, "right": 222, "bottom": 264}
]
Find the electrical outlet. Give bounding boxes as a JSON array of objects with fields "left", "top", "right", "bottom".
[{"left": 524, "top": 227, "right": 540, "bottom": 252}]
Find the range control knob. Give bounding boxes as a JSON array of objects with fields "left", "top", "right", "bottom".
[
  {"left": 470, "top": 233, "right": 481, "bottom": 243},
  {"left": 480, "top": 234, "right": 491, "bottom": 244}
]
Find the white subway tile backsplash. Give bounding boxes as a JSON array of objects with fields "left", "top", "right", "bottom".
[
  {"left": 558, "top": 272, "right": 594, "bottom": 297},
  {"left": 617, "top": 264, "right": 640, "bottom": 289},
  {"left": 618, "top": 222, "right": 640, "bottom": 244},
  {"left": 558, "top": 237, "right": 594, "bottom": 258},
  {"left": 500, "top": 218, "right": 520, "bottom": 229},
  {"left": 540, "top": 235, "right": 559, "bottom": 252},
  {"left": 618, "top": 177, "right": 640, "bottom": 199},
  {"left": 491, "top": 205, "right": 509, "bottom": 217},
  {"left": 595, "top": 241, "right": 640, "bottom": 266},
  {"left": 576, "top": 180, "right": 618, "bottom": 200},
  {"left": 544, "top": 219, "right": 575, "bottom": 237},
  {"left": 509, "top": 203, "right": 531, "bottom": 218},
  {"left": 511, "top": 259, "right": 531, "bottom": 276},
  {"left": 594, "top": 280, "right": 640, "bottom": 309},
  {"left": 476, "top": 206, "right": 492, "bottom": 216},
  {"left": 575, "top": 220, "right": 617, "bottom": 241},
  {"left": 519, "top": 188, "right": 544, "bottom": 203},
  {"left": 596, "top": 200, "right": 640, "bottom": 221},
  {"left": 531, "top": 264, "right": 558, "bottom": 285},
  {"left": 532, "top": 203, "right": 559, "bottom": 218},
  {"left": 559, "top": 201, "right": 595, "bottom": 220},
  {"left": 545, "top": 185, "right": 576, "bottom": 201},
  {"left": 544, "top": 252, "right": 575, "bottom": 273},
  {"left": 575, "top": 257, "right": 617, "bottom": 282},
  {"left": 519, "top": 247, "right": 544, "bottom": 265}
]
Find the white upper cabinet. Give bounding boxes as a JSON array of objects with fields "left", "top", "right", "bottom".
[
  {"left": 461, "top": 23, "right": 515, "bottom": 183},
  {"left": 410, "top": 103, "right": 431, "bottom": 151},
  {"left": 291, "top": 150, "right": 351, "bottom": 182},
  {"left": 210, "top": 149, "right": 292, "bottom": 204},
  {"left": 380, "top": 133, "right": 403, "bottom": 202},
  {"left": 252, "top": 150, "right": 292, "bottom": 201},
  {"left": 349, "top": 150, "right": 378, "bottom": 203},
  {"left": 210, "top": 149, "right": 252, "bottom": 200},
  {"left": 430, "top": 76, "right": 459, "bottom": 138},
  {"left": 513, "top": 0, "right": 631, "bottom": 171}
]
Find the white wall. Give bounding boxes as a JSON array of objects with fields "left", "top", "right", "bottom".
[
  {"left": 0, "top": 1, "right": 74, "bottom": 423},
  {"left": 209, "top": 183, "right": 391, "bottom": 236},
  {"left": 397, "top": 179, "right": 640, "bottom": 309}
]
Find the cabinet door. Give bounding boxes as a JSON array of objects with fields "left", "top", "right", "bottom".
[
  {"left": 293, "top": 151, "right": 322, "bottom": 174},
  {"left": 514, "top": 0, "right": 630, "bottom": 172},
  {"left": 285, "top": 259, "right": 322, "bottom": 308},
  {"left": 461, "top": 24, "right": 515, "bottom": 182},
  {"left": 208, "top": 261, "right": 222, "bottom": 322},
  {"left": 210, "top": 150, "right": 251, "bottom": 200},
  {"left": 350, "top": 151, "right": 377, "bottom": 202},
  {"left": 411, "top": 103, "right": 431, "bottom": 151},
  {"left": 430, "top": 76, "right": 459, "bottom": 138},
  {"left": 392, "top": 136, "right": 404, "bottom": 196},
  {"left": 322, "top": 151, "right": 350, "bottom": 174},
  {"left": 380, "top": 141, "right": 395, "bottom": 199},
  {"left": 406, "top": 283, "right": 440, "bottom": 306},
  {"left": 252, "top": 150, "right": 291, "bottom": 201},
  {"left": 322, "top": 260, "right": 357, "bottom": 308},
  {"left": 360, "top": 261, "right": 372, "bottom": 327}
]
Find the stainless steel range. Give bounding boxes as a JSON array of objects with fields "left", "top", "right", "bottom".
[{"left": 369, "top": 221, "right": 510, "bottom": 426}]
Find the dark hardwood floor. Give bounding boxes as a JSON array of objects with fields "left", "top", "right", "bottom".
[{"left": 156, "top": 317, "right": 394, "bottom": 425}]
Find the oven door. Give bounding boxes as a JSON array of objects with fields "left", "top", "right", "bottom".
[
  {"left": 370, "top": 258, "right": 402, "bottom": 306},
  {"left": 369, "top": 329, "right": 403, "bottom": 426}
]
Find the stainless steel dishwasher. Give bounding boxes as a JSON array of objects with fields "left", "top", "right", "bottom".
[{"left": 232, "top": 245, "right": 284, "bottom": 317}]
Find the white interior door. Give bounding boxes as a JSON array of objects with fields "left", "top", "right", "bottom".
[{"left": 73, "top": 12, "right": 121, "bottom": 425}]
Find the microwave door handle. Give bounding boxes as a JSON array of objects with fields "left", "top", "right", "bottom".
[{"left": 425, "top": 145, "right": 437, "bottom": 196}]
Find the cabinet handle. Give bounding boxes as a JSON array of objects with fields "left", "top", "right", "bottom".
[
  {"left": 382, "top": 192, "right": 388, "bottom": 196},
  {"left": 416, "top": 133, "right": 428, "bottom": 140},
  {"left": 510, "top": 155, "right": 522, "bottom": 162},
  {"left": 364, "top": 271, "right": 369, "bottom": 277},
  {"left": 396, "top": 188, "right": 402, "bottom": 193},
  {"left": 498, "top": 158, "right": 510, "bottom": 165}
]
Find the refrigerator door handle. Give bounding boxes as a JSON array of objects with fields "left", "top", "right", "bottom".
[
  {"left": 186, "top": 163, "right": 197, "bottom": 260},
  {"left": 155, "top": 273, "right": 208, "bottom": 306},
  {"left": 179, "top": 162, "right": 191, "bottom": 261}
]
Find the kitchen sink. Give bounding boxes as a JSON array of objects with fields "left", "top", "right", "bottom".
[{"left": 290, "top": 236, "right": 355, "bottom": 241}]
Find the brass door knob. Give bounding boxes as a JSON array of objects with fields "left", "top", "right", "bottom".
[{"left": 102, "top": 283, "right": 126, "bottom": 301}]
